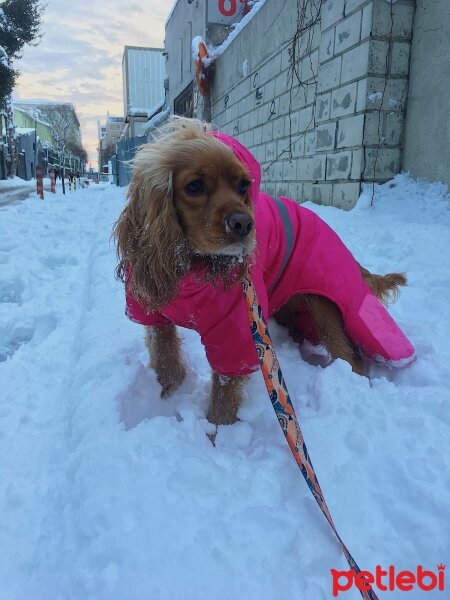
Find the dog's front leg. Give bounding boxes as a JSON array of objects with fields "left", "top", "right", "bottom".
[
  {"left": 145, "top": 325, "right": 186, "bottom": 397},
  {"left": 207, "top": 372, "right": 248, "bottom": 425}
]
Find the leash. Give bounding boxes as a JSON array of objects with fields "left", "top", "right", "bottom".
[{"left": 242, "top": 276, "right": 379, "bottom": 600}]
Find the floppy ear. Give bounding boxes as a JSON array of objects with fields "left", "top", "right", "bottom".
[{"left": 114, "top": 170, "right": 187, "bottom": 310}]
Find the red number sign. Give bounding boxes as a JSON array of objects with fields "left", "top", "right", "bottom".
[{"left": 218, "top": 0, "right": 237, "bottom": 17}]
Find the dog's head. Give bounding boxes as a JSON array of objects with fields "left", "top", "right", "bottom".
[{"left": 114, "top": 117, "right": 256, "bottom": 309}]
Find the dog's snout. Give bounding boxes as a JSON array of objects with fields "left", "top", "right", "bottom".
[{"left": 225, "top": 212, "right": 254, "bottom": 238}]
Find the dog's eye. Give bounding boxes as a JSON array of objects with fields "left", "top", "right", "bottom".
[
  {"left": 238, "top": 180, "right": 250, "bottom": 194},
  {"left": 185, "top": 179, "right": 205, "bottom": 195}
]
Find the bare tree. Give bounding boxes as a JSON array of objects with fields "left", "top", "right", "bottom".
[
  {"left": 45, "top": 104, "right": 75, "bottom": 194},
  {"left": 0, "top": 0, "right": 45, "bottom": 178}
]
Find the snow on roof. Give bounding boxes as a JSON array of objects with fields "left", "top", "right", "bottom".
[
  {"left": 144, "top": 107, "right": 170, "bottom": 133},
  {"left": 129, "top": 99, "right": 165, "bottom": 118},
  {"left": 15, "top": 127, "right": 35, "bottom": 135}
]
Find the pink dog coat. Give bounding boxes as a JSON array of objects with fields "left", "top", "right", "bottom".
[{"left": 125, "top": 132, "right": 415, "bottom": 376}]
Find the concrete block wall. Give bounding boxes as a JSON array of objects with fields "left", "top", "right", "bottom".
[{"left": 208, "top": 0, "right": 415, "bottom": 210}]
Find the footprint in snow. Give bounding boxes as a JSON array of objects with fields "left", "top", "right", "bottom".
[
  {"left": 40, "top": 255, "right": 79, "bottom": 269},
  {"left": 0, "top": 315, "right": 57, "bottom": 362},
  {"left": 0, "top": 278, "right": 24, "bottom": 305}
]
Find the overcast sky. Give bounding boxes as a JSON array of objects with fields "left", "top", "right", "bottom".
[{"left": 14, "top": 0, "right": 168, "bottom": 167}]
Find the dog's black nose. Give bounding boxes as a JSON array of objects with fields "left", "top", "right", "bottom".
[{"left": 225, "top": 212, "right": 254, "bottom": 238}]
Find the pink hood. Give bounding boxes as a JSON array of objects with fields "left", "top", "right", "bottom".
[{"left": 125, "top": 132, "right": 415, "bottom": 375}]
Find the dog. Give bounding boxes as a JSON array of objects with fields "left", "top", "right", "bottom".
[{"left": 114, "top": 117, "right": 415, "bottom": 427}]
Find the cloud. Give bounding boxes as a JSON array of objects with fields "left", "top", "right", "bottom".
[{"left": 14, "top": 0, "right": 168, "bottom": 166}]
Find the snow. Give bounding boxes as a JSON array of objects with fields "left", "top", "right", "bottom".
[
  {"left": 144, "top": 107, "right": 170, "bottom": 133},
  {"left": 0, "top": 176, "right": 36, "bottom": 188},
  {"left": 0, "top": 174, "right": 449, "bottom": 599},
  {"left": 204, "top": 0, "right": 269, "bottom": 67}
]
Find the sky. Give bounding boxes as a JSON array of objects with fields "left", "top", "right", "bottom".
[{"left": 13, "top": 0, "right": 169, "bottom": 167}]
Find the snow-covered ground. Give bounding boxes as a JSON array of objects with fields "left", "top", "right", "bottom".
[{"left": 0, "top": 175, "right": 449, "bottom": 600}]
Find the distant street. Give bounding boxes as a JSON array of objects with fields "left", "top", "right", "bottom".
[
  {"left": 0, "top": 180, "right": 55, "bottom": 207},
  {"left": 0, "top": 184, "right": 36, "bottom": 207}
]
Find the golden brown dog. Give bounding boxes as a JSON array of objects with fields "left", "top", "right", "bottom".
[{"left": 114, "top": 117, "right": 406, "bottom": 426}]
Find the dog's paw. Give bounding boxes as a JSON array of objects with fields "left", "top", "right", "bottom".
[
  {"left": 157, "top": 363, "right": 186, "bottom": 398},
  {"left": 206, "top": 407, "right": 239, "bottom": 426}
]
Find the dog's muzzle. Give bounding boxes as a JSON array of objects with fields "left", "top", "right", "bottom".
[{"left": 225, "top": 212, "right": 254, "bottom": 239}]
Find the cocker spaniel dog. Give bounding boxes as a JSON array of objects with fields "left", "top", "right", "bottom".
[{"left": 114, "top": 117, "right": 415, "bottom": 427}]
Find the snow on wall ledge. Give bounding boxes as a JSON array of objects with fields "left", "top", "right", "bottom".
[{"left": 208, "top": 0, "right": 416, "bottom": 209}]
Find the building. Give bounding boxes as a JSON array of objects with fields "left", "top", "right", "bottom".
[
  {"left": 122, "top": 46, "right": 166, "bottom": 139},
  {"left": 97, "top": 113, "right": 124, "bottom": 173},
  {"left": 13, "top": 100, "right": 85, "bottom": 175},
  {"left": 12, "top": 105, "right": 57, "bottom": 179},
  {"left": 164, "top": 0, "right": 450, "bottom": 208},
  {"left": 165, "top": 0, "right": 248, "bottom": 120}
]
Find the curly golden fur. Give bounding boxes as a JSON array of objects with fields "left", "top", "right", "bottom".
[
  {"left": 114, "top": 117, "right": 254, "bottom": 310},
  {"left": 114, "top": 116, "right": 407, "bottom": 429}
]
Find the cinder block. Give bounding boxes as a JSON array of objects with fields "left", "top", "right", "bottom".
[
  {"left": 301, "top": 50, "right": 319, "bottom": 82},
  {"left": 265, "top": 141, "right": 278, "bottom": 162},
  {"left": 264, "top": 78, "right": 276, "bottom": 102},
  {"left": 316, "top": 92, "right": 332, "bottom": 121},
  {"left": 243, "top": 130, "right": 253, "bottom": 148},
  {"left": 332, "top": 182, "right": 361, "bottom": 209},
  {"left": 351, "top": 148, "right": 363, "bottom": 179},
  {"left": 305, "top": 131, "right": 317, "bottom": 156},
  {"left": 276, "top": 183, "right": 289, "bottom": 197},
  {"left": 303, "top": 182, "right": 314, "bottom": 202},
  {"left": 241, "top": 113, "right": 250, "bottom": 132},
  {"left": 345, "top": 0, "right": 371, "bottom": 13},
  {"left": 321, "top": 0, "right": 345, "bottom": 31},
  {"left": 334, "top": 11, "right": 362, "bottom": 55},
  {"left": 372, "top": 2, "right": 414, "bottom": 39},
  {"left": 384, "top": 111, "right": 403, "bottom": 145},
  {"left": 299, "top": 105, "right": 314, "bottom": 132},
  {"left": 298, "top": 155, "right": 327, "bottom": 180},
  {"left": 290, "top": 87, "right": 309, "bottom": 112},
  {"left": 356, "top": 77, "right": 368, "bottom": 111},
  {"left": 271, "top": 159, "right": 284, "bottom": 181},
  {"left": 391, "top": 42, "right": 411, "bottom": 77},
  {"left": 316, "top": 122, "right": 337, "bottom": 150},
  {"left": 291, "top": 136, "right": 305, "bottom": 158},
  {"left": 326, "top": 150, "right": 352, "bottom": 179},
  {"left": 363, "top": 147, "right": 401, "bottom": 180},
  {"left": 288, "top": 182, "right": 304, "bottom": 201},
  {"left": 331, "top": 81, "right": 358, "bottom": 118},
  {"left": 341, "top": 41, "right": 369, "bottom": 84},
  {"left": 312, "top": 183, "right": 333, "bottom": 205},
  {"left": 285, "top": 112, "right": 299, "bottom": 137},
  {"left": 253, "top": 125, "right": 263, "bottom": 145},
  {"left": 266, "top": 182, "right": 276, "bottom": 196},
  {"left": 337, "top": 113, "right": 365, "bottom": 148},
  {"left": 366, "top": 77, "right": 407, "bottom": 111},
  {"left": 261, "top": 122, "right": 274, "bottom": 143},
  {"left": 272, "top": 116, "right": 285, "bottom": 139},
  {"left": 278, "top": 91, "right": 291, "bottom": 116},
  {"left": 281, "top": 46, "right": 291, "bottom": 72},
  {"left": 277, "top": 138, "right": 290, "bottom": 157},
  {"left": 368, "top": 40, "right": 389, "bottom": 75},
  {"left": 283, "top": 159, "right": 298, "bottom": 181},
  {"left": 257, "top": 146, "right": 267, "bottom": 163},
  {"left": 361, "top": 2, "right": 373, "bottom": 39},
  {"left": 319, "top": 26, "right": 335, "bottom": 64},
  {"left": 317, "top": 55, "right": 342, "bottom": 92},
  {"left": 363, "top": 111, "right": 383, "bottom": 145}
]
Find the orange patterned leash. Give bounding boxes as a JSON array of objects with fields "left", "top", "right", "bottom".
[{"left": 242, "top": 276, "right": 379, "bottom": 600}]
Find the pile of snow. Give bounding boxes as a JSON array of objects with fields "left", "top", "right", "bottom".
[{"left": 0, "top": 174, "right": 449, "bottom": 599}]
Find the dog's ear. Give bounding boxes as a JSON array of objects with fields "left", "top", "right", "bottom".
[{"left": 114, "top": 171, "right": 186, "bottom": 310}]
